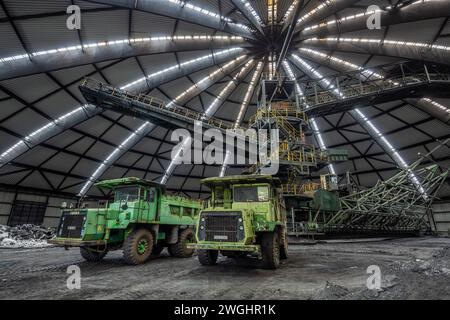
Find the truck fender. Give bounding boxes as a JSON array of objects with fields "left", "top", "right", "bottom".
[{"left": 166, "top": 226, "right": 179, "bottom": 244}]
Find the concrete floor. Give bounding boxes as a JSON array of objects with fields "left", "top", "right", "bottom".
[{"left": 0, "top": 237, "right": 449, "bottom": 300}]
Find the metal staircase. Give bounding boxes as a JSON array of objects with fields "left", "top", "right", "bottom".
[{"left": 247, "top": 77, "right": 348, "bottom": 192}]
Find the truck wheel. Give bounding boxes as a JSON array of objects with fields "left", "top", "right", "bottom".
[
  {"left": 280, "top": 228, "right": 289, "bottom": 260},
  {"left": 80, "top": 246, "right": 108, "bottom": 262},
  {"left": 198, "top": 250, "right": 219, "bottom": 266},
  {"left": 260, "top": 231, "right": 280, "bottom": 269},
  {"left": 168, "top": 228, "right": 195, "bottom": 258},
  {"left": 123, "top": 228, "right": 154, "bottom": 265}
]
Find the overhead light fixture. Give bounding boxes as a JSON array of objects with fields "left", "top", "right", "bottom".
[
  {"left": 161, "top": 57, "right": 250, "bottom": 184},
  {"left": 121, "top": 47, "right": 243, "bottom": 90},
  {"left": 291, "top": 52, "right": 425, "bottom": 191},
  {"left": 166, "top": 0, "right": 250, "bottom": 30},
  {"left": 0, "top": 35, "right": 244, "bottom": 64},
  {"left": 306, "top": 37, "right": 450, "bottom": 52},
  {"left": 282, "top": 60, "right": 336, "bottom": 175}
]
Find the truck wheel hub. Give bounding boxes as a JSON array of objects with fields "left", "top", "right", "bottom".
[{"left": 137, "top": 239, "right": 148, "bottom": 255}]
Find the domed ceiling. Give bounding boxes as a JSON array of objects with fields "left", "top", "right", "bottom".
[{"left": 0, "top": 0, "right": 449, "bottom": 199}]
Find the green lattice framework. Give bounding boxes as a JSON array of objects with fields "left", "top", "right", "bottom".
[{"left": 311, "top": 141, "right": 450, "bottom": 234}]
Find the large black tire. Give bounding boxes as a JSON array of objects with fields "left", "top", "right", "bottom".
[
  {"left": 168, "top": 228, "right": 195, "bottom": 258},
  {"left": 198, "top": 250, "right": 219, "bottom": 266},
  {"left": 80, "top": 246, "right": 108, "bottom": 262},
  {"left": 123, "top": 228, "right": 154, "bottom": 265},
  {"left": 260, "top": 231, "right": 281, "bottom": 269},
  {"left": 280, "top": 227, "right": 289, "bottom": 260}
]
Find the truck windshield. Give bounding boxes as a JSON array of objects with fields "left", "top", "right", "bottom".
[
  {"left": 114, "top": 186, "right": 139, "bottom": 203},
  {"left": 234, "top": 186, "right": 269, "bottom": 202}
]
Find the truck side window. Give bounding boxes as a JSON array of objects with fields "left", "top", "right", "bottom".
[{"left": 148, "top": 188, "right": 156, "bottom": 202}]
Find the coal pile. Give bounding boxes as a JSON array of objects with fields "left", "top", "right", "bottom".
[
  {"left": 0, "top": 224, "right": 55, "bottom": 248},
  {"left": 390, "top": 247, "right": 450, "bottom": 276}
]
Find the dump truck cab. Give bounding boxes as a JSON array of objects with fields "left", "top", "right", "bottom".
[
  {"left": 189, "top": 175, "right": 288, "bottom": 269},
  {"left": 50, "top": 177, "right": 201, "bottom": 265}
]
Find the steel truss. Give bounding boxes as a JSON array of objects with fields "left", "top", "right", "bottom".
[{"left": 298, "top": 140, "right": 450, "bottom": 235}]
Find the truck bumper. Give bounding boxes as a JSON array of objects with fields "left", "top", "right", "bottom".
[
  {"left": 48, "top": 238, "right": 106, "bottom": 247},
  {"left": 187, "top": 242, "right": 260, "bottom": 253}
]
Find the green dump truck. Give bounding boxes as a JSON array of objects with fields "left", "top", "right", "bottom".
[
  {"left": 188, "top": 175, "right": 288, "bottom": 269},
  {"left": 50, "top": 177, "right": 202, "bottom": 265}
]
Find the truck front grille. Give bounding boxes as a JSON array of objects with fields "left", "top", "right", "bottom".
[
  {"left": 57, "top": 211, "right": 87, "bottom": 239},
  {"left": 199, "top": 212, "right": 244, "bottom": 242}
]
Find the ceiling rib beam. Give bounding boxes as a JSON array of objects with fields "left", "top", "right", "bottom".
[
  {"left": 0, "top": 38, "right": 248, "bottom": 81},
  {"left": 0, "top": 49, "right": 244, "bottom": 170},
  {"left": 300, "top": 38, "right": 450, "bottom": 66},
  {"left": 230, "top": 0, "right": 264, "bottom": 35},
  {"left": 298, "top": 1, "right": 450, "bottom": 40},
  {"left": 298, "top": 47, "right": 450, "bottom": 125},
  {"left": 0, "top": 7, "right": 123, "bottom": 24},
  {"left": 78, "top": 55, "right": 251, "bottom": 196},
  {"left": 290, "top": 54, "right": 416, "bottom": 180},
  {"left": 83, "top": 0, "right": 256, "bottom": 39},
  {"left": 293, "top": 0, "right": 360, "bottom": 35}
]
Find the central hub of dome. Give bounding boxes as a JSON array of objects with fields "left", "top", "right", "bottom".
[{"left": 265, "top": 37, "right": 284, "bottom": 57}]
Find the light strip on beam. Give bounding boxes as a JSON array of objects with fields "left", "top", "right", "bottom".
[
  {"left": 282, "top": 0, "right": 299, "bottom": 23},
  {"left": 268, "top": 0, "right": 278, "bottom": 24},
  {"left": 297, "top": 0, "right": 333, "bottom": 24},
  {"left": 301, "top": 0, "right": 446, "bottom": 32},
  {"left": 409, "top": 0, "right": 447, "bottom": 5},
  {"left": 0, "top": 106, "right": 89, "bottom": 162},
  {"left": 299, "top": 48, "right": 384, "bottom": 79},
  {"left": 78, "top": 55, "right": 246, "bottom": 195},
  {"left": 235, "top": 62, "right": 264, "bottom": 127},
  {"left": 0, "top": 35, "right": 244, "bottom": 64},
  {"left": 219, "top": 61, "right": 263, "bottom": 177},
  {"left": 166, "top": 55, "right": 247, "bottom": 108},
  {"left": 240, "top": 0, "right": 264, "bottom": 26},
  {"left": 291, "top": 54, "right": 343, "bottom": 97},
  {"left": 268, "top": 53, "right": 277, "bottom": 80},
  {"left": 291, "top": 53, "right": 424, "bottom": 190},
  {"left": 78, "top": 121, "right": 153, "bottom": 196},
  {"left": 203, "top": 59, "right": 255, "bottom": 118},
  {"left": 304, "top": 7, "right": 386, "bottom": 32},
  {"left": 167, "top": 0, "right": 231, "bottom": 21},
  {"left": 422, "top": 98, "right": 450, "bottom": 114},
  {"left": 283, "top": 59, "right": 336, "bottom": 175},
  {"left": 354, "top": 108, "right": 425, "bottom": 193},
  {"left": 167, "top": 0, "right": 250, "bottom": 30},
  {"left": 161, "top": 55, "right": 253, "bottom": 184},
  {"left": 305, "top": 37, "right": 450, "bottom": 51},
  {"left": 300, "top": 47, "right": 448, "bottom": 116},
  {"left": 120, "top": 47, "right": 243, "bottom": 90},
  {"left": 0, "top": 51, "right": 244, "bottom": 183},
  {"left": 282, "top": 61, "right": 302, "bottom": 95}
]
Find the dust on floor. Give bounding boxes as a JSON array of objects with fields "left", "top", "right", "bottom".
[{"left": 0, "top": 237, "right": 449, "bottom": 300}]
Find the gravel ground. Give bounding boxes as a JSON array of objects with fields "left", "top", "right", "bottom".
[{"left": 0, "top": 237, "right": 449, "bottom": 300}]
